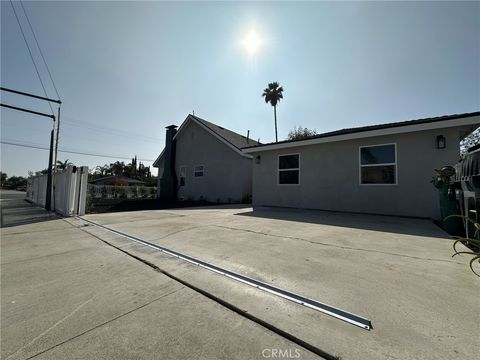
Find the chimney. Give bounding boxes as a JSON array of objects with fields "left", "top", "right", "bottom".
[
  {"left": 246, "top": 130, "right": 250, "bottom": 144},
  {"left": 159, "top": 125, "right": 178, "bottom": 202}
]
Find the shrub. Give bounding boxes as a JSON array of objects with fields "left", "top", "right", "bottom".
[
  {"left": 132, "top": 186, "right": 139, "bottom": 199},
  {"left": 116, "top": 186, "right": 127, "bottom": 199},
  {"left": 88, "top": 184, "right": 96, "bottom": 199},
  {"left": 100, "top": 186, "right": 108, "bottom": 199},
  {"left": 446, "top": 214, "right": 480, "bottom": 277}
]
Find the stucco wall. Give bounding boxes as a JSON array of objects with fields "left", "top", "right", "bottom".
[
  {"left": 171, "top": 121, "right": 252, "bottom": 203},
  {"left": 252, "top": 126, "right": 470, "bottom": 219},
  {"left": 156, "top": 157, "right": 165, "bottom": 198}
]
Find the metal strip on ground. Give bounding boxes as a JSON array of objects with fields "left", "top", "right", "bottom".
[{"left": 77, "top": 216, "right": 372, "bottom": 330}]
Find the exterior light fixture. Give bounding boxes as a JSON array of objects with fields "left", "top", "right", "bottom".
[
  {"left": 436, "top": 135, "right": 446, "bottom": 149},
  {"left": 255, "top": 155, "right": 261, "bottom": 164}
]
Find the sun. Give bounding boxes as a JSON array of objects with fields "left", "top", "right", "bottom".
[{"left": 243, "top": 29, "right": 261, "bottom": 55}]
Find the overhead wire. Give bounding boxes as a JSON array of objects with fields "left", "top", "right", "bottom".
[
  {"left": 9, "top": 0, "right": 55, "bottom": 115},
  {"left": 1, "top": 107, "right": 162, "bottom": 143},
  {"left": 0, "top": 139, "right": 155, "bottom": 162},
  {"left": 19, "top": 0, "right": 61, "bottom": 100},
  {"left": 60, "top": 116, "right": 162, "bottom": 142}
]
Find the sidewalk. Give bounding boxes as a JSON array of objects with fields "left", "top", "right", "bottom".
[{"left": 1, "top": 191, "right": 316, "bottom": 360}]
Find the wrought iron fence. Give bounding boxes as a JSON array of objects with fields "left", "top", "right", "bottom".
[{"left": 88, "top": 184, "right": 157, "bottom": 200}]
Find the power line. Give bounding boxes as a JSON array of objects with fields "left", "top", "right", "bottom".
[
  {"left": 19, "top": 0, "right": 61, "bottom": 100},
  {"left": 9, "top": 0, "right": 54, "bottom": 115},
  {"left": 61, "top": 114, "right": 162, "bottom": 141},
  {"left": 1, "top": 106, "right": 160, "bottom": 143},
  {"left": 60, "top": 119, "right": 162, "bottom": 142},
  {"left": 1, "top": 139, "right": 155, "bottom": 162}
]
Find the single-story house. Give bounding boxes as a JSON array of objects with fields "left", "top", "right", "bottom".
[
  {"left": 153, "top": 114, "right": 259, "bottom": 203},
  {"left": 90, "top": 176, "right": 145, "bottom": 186},
  {"left": 243, "top": 112, "right": 480, "bottom": 219}
]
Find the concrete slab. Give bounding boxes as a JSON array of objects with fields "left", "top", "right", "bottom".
[
  {"left": 80, "top": 205, "right": 480, "bottom": 360},
  {"left": 1, "top": 192, "right": 318, "bottom": 360}
]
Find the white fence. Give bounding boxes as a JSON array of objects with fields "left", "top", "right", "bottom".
[{"left": 26, "top": 165, "right": 89, "bottom": 216}]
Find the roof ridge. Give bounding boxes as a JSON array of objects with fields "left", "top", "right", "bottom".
[{"left": 189, "top": 114, "right": 260, "bottom": 148}]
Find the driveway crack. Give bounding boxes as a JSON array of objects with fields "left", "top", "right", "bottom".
[{"left": 213, "top": 224, "right": 463, "bottom": 265}]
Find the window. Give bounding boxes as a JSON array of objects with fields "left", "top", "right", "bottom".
[
  {"left": 359, "top": 144, "right": 397, "bottom": 185},
  {"left": 278, "top": 154, "right": 300, "bottom": 185},
  {"left": 194, "top": 165, "right": 204, "bottom": 177},
  {"left": 179, "top": 166, "right": 186, "bottom": 187}
]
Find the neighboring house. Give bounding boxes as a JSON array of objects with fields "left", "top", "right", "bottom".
[
  {"left": 90, "top": 176, "right": 145, "bottom": 186},
  {"left": 153, "top": 114, "right": 260, "bottom": 203},
  {"left": 244, "top": 112, "right": 480, "bottom": 219}
]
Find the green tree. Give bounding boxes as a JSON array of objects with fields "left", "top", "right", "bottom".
[
  {"left": 4, "top": 176, "right": 27, "bottom": 190},
  {"left": 56, "top": 159, "right": 73, "bottom": 170},
  {"left": 287, "top": 126, "right": 318, "bottom": 141},
  {"left": 111, "top": 161, "right": 125, "bottom": 176},
  {"left": 0, "top": 172, "right": 7, "bottom": 187},
  {"left": 94, "top": 165, "right": 109, "bottom": 176},
  {"left": 262, "top": 82, "right": 284, "bottom": 142}
]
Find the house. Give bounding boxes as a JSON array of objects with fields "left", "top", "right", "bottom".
[
  {"left": 90, "top": 175, "right": 145, "bottom": 186},
  {"left": 243, "top": 112, "right": 480, "bottom": 219},
  {"left": 153, "top": 114, "right": 259, "bottom": 203}
]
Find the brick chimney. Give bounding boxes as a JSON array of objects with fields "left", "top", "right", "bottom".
[{"left": 160, "top": 125, "right": 178, "bottom": 202}]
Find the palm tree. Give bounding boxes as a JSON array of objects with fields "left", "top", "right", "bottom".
[
  {"left": 262, "top": 82, "right": 284, "bottom": 142},
  {"left": 95, "top": 165, "right": 109, "bottom": 176},
  {"left": 56, "top": 159, "right": 73, "bottom": 170}
]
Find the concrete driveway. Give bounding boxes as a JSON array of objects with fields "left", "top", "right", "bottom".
[
  {"left": 75, "top": 205, "right": 479, "bottom": 360},
  {"left": 1, "top": 193, "right": 318, "bottom": 360}
]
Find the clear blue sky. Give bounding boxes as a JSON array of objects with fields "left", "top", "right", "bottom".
[{"left": 1, "top": 1, "right": 479, "bottom": 177}]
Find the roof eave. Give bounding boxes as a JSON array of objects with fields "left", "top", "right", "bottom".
[{"left": 244, "top": 115, "right": 480, "bottom": 153}]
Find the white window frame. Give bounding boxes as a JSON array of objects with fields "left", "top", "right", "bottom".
[
  {"left": 277, "top": 153, "right": 300, "bottom": 186},
  {"left": 179, "top": 166, "right": 186, "bottom": 187},
  {"left": 359, "top": 143, "right": 398, "bottom": 186},
  {"left": 194, "top": 165, "right": 204, "bottom": 178}
]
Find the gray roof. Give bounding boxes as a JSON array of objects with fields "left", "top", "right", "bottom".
[
  {"left": 243, "top": 111, "right": 480, "bottom": 149},
  {"left": 190, "top": 115, "right": 260, "bottom": 149},
  {"left": 153, "top": 114, "right": 259, "bottom": 167}
]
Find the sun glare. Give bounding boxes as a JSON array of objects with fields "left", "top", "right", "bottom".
[{"left": 243, "top": 29, "right": 261, "bottom": 55}]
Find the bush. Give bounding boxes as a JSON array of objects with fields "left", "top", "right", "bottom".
[
  {"left": 100, "top": 186, "right": 108, "bottom": 199},
  {"left": 132, "top": 186, "right": 139, "bottom": 198},
  {"left": 88, "top": 185, "right": 96, "bottom": 199},
  {"left": 116, "top": 186, "right": 127, "bottom": 199}
]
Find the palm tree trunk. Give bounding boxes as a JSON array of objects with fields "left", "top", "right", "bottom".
[{"left": 274, "top": 105, "right": 278, "bottom": 142}]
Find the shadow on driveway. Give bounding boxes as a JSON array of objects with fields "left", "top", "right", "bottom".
[{"left": 236, "top": 206, "right": 449, "bottom": 238}]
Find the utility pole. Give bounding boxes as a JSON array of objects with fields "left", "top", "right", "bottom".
[
  {"left": 53, "top": 106, "right": 61, "bottom": 209},
  {"left": 0, "top": 87, "right": 61, "bottom": 211},
  {"left": 46, "top": 129, "right": 54, "bottom": 210}
]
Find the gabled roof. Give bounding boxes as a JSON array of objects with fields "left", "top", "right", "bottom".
[
  {"left": 244, "top": 111, "right": 480, "bottom": 153},
  {"left": 153, "top": 114, "right": 260, "bottom": 167},
  {"left": 191, "top": 115, "right": 260, "bottom": 149}
]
